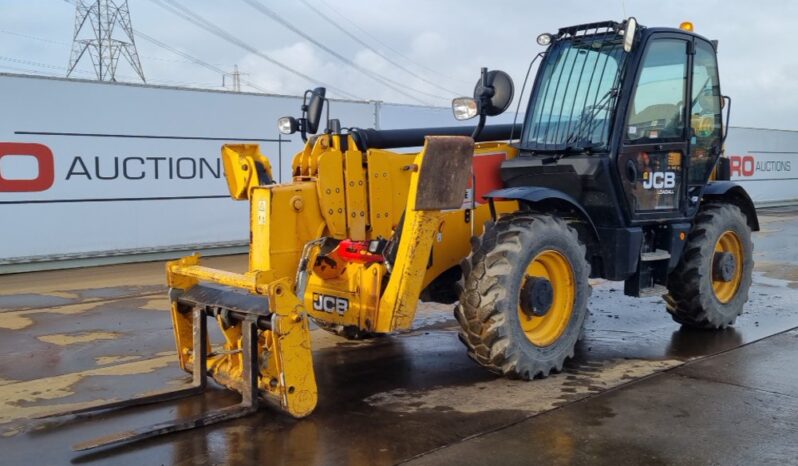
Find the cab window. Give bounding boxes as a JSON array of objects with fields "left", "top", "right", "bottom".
[
  {"left": 688, "top": 41, "right": 722, "bottom": 183},
  {"left": 626, "top": 39, "right": 688, "bottom": 143}
]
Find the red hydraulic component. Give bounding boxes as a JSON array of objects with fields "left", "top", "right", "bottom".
[{"left": 337, "top": 239, "right": 385, "bottom": 263}]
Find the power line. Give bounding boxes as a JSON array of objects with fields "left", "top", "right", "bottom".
[
  {"left": 314, "top": 0, "right": 471, "bottom": 86},
  {"left": 0, "top": 64, "right": 64, "bottom": 76},
  {"left": 146, "top": 0, "right": 362, "bottom": 100},
  {"left": 298, "top": 0, "right": 461, "bottom": 96},
  {"left": 0, "top": 29, "right": 71, "bottom": 46},
  {"left": 238, "top": 0, "right": 445, "bottom": 104},
  {"left": 133, "top": 29, "right": 270, "bottom": 93},
  {"left": 0, "top": 54, "right": 219, "bottom": 87},
  {"left": 1, "top": 55, "right": 77, "bottom": 72},
  {"left": 0, "top": 26, "right": 232, "bottom": 68}
]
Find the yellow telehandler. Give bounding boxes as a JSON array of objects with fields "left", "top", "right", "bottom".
[{"left": 50, "top": 19, "right": 758, "bottom": 450}]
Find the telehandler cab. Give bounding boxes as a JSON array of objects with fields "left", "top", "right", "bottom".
[{"left": 49, "top": 18, "right": 757, "bottom": 450}]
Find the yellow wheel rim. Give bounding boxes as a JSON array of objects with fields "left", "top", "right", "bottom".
[
  {"left": 518, "top": 250, "right": 575, "bottom": 347},
  {"left": 712, "top": 230, "right": 743, "bottom": 304}
]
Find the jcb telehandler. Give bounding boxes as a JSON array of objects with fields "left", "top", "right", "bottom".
[{"left": 51, "top": 19, "right": 758, "bottom": 450}]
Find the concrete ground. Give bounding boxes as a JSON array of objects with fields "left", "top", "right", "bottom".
[{"left": 1, "top": 208, "right": 797, "bottom": 465}]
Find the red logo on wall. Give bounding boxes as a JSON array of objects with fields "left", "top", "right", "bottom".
[
  {"left": 729, "top": 155, "right": 755, "bottom": 177},
  {"left": 0, "top": 142, "right": 55, "bottom": 192}
]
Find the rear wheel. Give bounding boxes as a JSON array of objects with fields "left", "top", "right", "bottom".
[
  {"left": 455, "top": 213, "right": 590, "bottom": 379},
  {"left": 665, "top": 203, "right": 753, "bottom": 328}
]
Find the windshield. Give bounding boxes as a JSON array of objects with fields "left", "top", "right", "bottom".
[{"left": 522, "top": 34, "right": 628, "bottom": 152}]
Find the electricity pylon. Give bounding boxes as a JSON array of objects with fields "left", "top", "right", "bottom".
[{"left": 67, "top": 0, "right": 146, "bottom": 82}]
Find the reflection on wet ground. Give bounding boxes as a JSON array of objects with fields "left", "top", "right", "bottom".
[{"left": 0, "top": 208, "right": 797, "bottom": 465}]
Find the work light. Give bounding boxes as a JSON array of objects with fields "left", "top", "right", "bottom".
[
  {"left": 536, "top": 33, "right": 553, "bottom": 46},
  {"left": 452, "top": 97, "right": 478, "bottom": 121},
  {"left": 278, "top": 116, "right": 298, "bottom": 135}
]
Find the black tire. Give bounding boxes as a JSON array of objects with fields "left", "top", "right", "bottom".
[
  {"left": 454, "top": 212, "right": 590, "bottom": 379},
  {"left": 665, "top": 203, "right": 753, "bottom": 329}
]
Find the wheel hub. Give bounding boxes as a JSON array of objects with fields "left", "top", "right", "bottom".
[
  {"left": 520, "top": 276, "right": 554, "bottom": 317},
  {"left": 713, "top": 251, "right": 736, "bottom": 282}
]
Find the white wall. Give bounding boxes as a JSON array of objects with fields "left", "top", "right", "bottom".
[
  {"left": 724, "top": 127, "right": 798, "bottom": 204},
  {"left": 0, "top": 74, "right": 374, "bottom": 266},
  {"left": 1, "top": 73, "right": 796, "bottom": 270}
]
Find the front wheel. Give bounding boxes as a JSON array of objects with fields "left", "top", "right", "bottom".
[
  {"left": 665, "top": 203, "right": 754, "bottom": 328},
  {"left": 455, "top": 213, "right": 590, "bottom": 379}
]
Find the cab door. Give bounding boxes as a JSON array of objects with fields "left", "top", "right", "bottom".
[
  {"left": 685, "top": 39, "right": 724, "bottom": 210},
  {"left": 617, "top": 35, "right": 691, "bottom": 221}
]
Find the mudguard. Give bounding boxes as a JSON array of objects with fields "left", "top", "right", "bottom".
[
  {"left": 702, "top": 181, "right": 760, "bottom": 231},
  {"left": 483, "top": 186, "right": 599, "bottom": 240}
]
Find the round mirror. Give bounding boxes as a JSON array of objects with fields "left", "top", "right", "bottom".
[
  {"left": 306, "top": 87, "right": 326, "bottom": 134},
  {"left": 473, "top": 70, "right": 514, "bottom": 116}
]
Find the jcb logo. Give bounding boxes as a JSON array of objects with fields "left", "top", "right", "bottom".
[
  {"left": 0, "top": 143, "right": 55, "bottom": 192},
  {"left": 642, "top": 171, "right": 676, "bottom": 190},
  {"left": 312, "top": 293, "right": 349, "bottom": 315}
]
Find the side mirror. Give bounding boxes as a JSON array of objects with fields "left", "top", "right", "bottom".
[
  {"left": 474, "top": 69, "right": 514, "bottom": 116},
  {"left": 623, "top": 17, "right": 637, "bottom": 52},
  {"left": 305, "top": 87, "right": 326, "bottom": 134},
  {"left": 456, "top": 68, "right": 514, "bottom": 138}
]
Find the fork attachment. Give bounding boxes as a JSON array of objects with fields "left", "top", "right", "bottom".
[
  {"left": 72, "top": 308, "right": 260, "bottom": 451},
  {"left": 38, "top": 269, "right": 317, "bottom": 452}
]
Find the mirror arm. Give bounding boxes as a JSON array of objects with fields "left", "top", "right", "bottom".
[
  {"left": 299, "top": 118, "right": 308, "bottom": 142},
  {"left": 472, "top": 67, "right": 491, "bottom": 139},
  {"left": 472, "top": 114, "right": 487, "bottom": 139},
  {"left": 324, "top": 98, "right": 331, "bottom": 134},
  {"left": 480, "top": 67, "right": 489, "bottom": 90},
  {"left": 299, "top": 90, "right": 311, "bottom": 142}
]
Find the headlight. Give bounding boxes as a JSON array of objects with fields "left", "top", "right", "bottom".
[
  {"left": 536, "top": 33, "right": 553, "bottom": 46},
  {"left": 277, "top": 116, "right": 298, "bottom": 135},
  {"left": 452, "top": 97, "right": 478, "bottom": 121}
]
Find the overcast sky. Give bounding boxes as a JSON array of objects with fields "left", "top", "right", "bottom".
[{"left": 1, "top": 0, "right": 796, "bottom": 129}]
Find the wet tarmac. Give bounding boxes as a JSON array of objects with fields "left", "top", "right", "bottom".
[{"left": 1, "top": 208, "right": 798, "bottom": 465}]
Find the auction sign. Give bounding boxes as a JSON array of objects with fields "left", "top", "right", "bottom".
[
  {"left": 725, "top": 127, "right": 798, "bottom": 204},
  {"left": 0, "top": 73, "right": 375, "bottom": 266}
]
